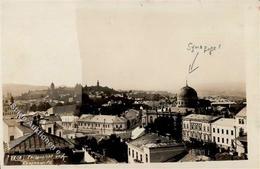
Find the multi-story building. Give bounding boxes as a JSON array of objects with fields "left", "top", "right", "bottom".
[
  {"left": 77, "top": 114, "right": 127, "bottom": 135},
  {"left": 211, "top": 118, "right": 236, "bottom": 150},
  {"left": 235, "top": 106, "right": 247, "bottom": 136},
  {"left": 127, "top": 133, "right": 186, "bottom": 163},
  {"left": 182, "top": 114, "right": 220, "bottom": 142},
  {"left": 60, "top": 115, "right": 79, "bottom": 131}
]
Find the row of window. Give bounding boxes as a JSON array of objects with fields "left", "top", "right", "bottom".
[
  {"left": 183, "top": 123, "right": 210, "bottom": 132},
  {"left": 212, "top": 128, "right": 234, "bottom": 135},
  {"left": 238, "top": 119, "right": 245, "bottom": 124},
  {"left": 129, "top": 148, "right": 148, "bottom": 163},
  {"left": 213, "top": 136, "right": 234, "bottom": 145},
  {"left": 183, "top": 131, "right": 210, "bottom": 141},
  {"left": 78, "top": 122, "right": 123, "bottom": 129}
]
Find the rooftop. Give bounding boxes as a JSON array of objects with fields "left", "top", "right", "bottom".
[
  {"left": 212, "top": 118, "right": 236, "bottom": 127},
  {"left": 8, "top": 131, "right": 74, "bottom": 153},
  {"left": 128, "top": 133, "right": 181, "bottom": 150},
  {"left": 183, "top": 114, "right": 220, "bottom": 123},
  {"left": 236, "top": 106, "right": 246, "bottom": 117},
  {"left": 78, "top": 114, "right": 126, "bottom": 123}
]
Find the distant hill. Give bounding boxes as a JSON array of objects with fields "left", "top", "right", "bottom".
[
  {"left": 194, "top": 82, "right": 246, "bottom": 98},
  {"left": 2, "top": 83, "right": 49, "bottom": 97}
]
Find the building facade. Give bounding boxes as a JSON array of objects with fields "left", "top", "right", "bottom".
[
  {"left": 211, "top": 118, "right": 236, "bottom": 150},
  {"left": 182, "top": 114, "right": 220, "bottom": 142},
  {"left": 77, "top": 114, "right": 127, "bottom": 135},
  {"left": 127, "top": 133, "right": 185, "bottom": 163}
]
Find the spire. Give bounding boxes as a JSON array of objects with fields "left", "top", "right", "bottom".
[
  {"left": 97, "top": 80, "right": 100, "bottom": 87},
  {"left": 186, "top": 79, "right": 188, "bottom": 86}
]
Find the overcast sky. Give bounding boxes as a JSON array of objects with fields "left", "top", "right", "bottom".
[{"left": 2, "top": 1, "right": 245, "bottom": 91}]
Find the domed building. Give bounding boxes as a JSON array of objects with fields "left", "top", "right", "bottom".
[{"left": 177, "top": 84, "right": 198, "bottom": 108}]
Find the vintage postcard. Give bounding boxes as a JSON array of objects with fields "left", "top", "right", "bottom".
[{"left": 0, "top": 0, "right": 259, "bottom": 169}]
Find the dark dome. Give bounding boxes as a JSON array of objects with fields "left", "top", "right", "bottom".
[{"left": 178, "top": 85, "right": 198, "bottom": 99}]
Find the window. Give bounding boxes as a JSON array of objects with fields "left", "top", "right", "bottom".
[
  {"left": 10, "top": 135, "right": 14, "bottom": 141},
  {"left": 146, "top": 154, "right": 148, "bottom": 163},
  {"left": 207, "top": 127, "right": 210, "bottom": 132},
  {"left": 222, "top": 129, "right": 224, "bottom": 134},
  {"left": 59, "top": 132, "right": 62, "bottom": 137},
  {"left": 129, "top": 148, "right": 131, "bottom": 156},
  {"left": 150, "top": 116, "right": 153, "bottom": 123},
  {"left": 226, "top": 130, "right": 229, "bottom": 135},
  {"left": 226, "top": 138, "right": 229, "bottom": 144},
  {"left": 217, "top": 137, "right": 220, "bottom": 142},
  {"left": 140, "top": 154, "right": 143, "bottom": 161},
  {"left": 231, "top": 130, "right": 234, "bottom": 135},
  {"left": 222, "top": 138, "right": 224, "bottom": 143},
  {"left": 217, "top": 128, "right": 219, "bottom": 133},
  {"left": 203, "top": 126, "right": 206, "bottom": 131},
  {"left": 132, "top": 150, "right": 134, "bottom": 158},
  {"left": 48, "top": 127, "right": 52, "bottom": 133},
  {"left": 213, "top": 128, "right": 215, "bottom": 133},
  {"left": 213, "top": 136, "right": 216, "bottom": 142},
  {"left": 136, "top": 152, "right": 138, "bottom": 159}
]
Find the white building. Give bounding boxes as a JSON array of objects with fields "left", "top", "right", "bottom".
[
  {"left": 127, "top": 133, "right": 185, "bottom": 163},
  {"left": 211, "top": 118, "right": 236, "bottom": 150},
  {"left": 77, "top": 114, "right": 127, "bottom": 135},
  {"left": 60, "top": 115, "right": 79, "bottom": 131},
  {"left": 182, "top": 114, "right": 220, "bottom": 142},
  {"left": 235, "top": 106, "right": 247, "bottom": 136},
  {"left": 3, "top": 119, "right": 33, "bottom": 148}
]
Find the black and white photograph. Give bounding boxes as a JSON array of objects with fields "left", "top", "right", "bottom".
[{"left": 1, "top": 0, "right": 259, "bottom": 168}]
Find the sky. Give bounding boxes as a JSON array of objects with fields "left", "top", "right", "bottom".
[{"left": 2, "top": 1, "right": 246, "bottom": 92}]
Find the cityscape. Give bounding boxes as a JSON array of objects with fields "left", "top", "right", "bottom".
[
  {"left": 3, "top": 80, "right": 247, "bottom": 165},
  {"left": 2, "top": 1, "right": 248, "bottom": 166}
]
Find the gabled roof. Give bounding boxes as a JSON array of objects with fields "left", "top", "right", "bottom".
[{"left": 8, "top": 131, "right": 74, "bottom": 154}]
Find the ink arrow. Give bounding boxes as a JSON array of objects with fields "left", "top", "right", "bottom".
[{"left": 188, "top": 52, "right": 199, "bottom": 74}]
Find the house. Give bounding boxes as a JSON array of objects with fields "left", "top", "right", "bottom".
[
  {"left": 4, "top": 130, "right": 75, "bottom": 165},
  {"left": 39, "top": 114, "right": 63, "bottom": 137},
  {"left": 3, "top": 119, "right": 33, "bottom": 148},
  {"left": 235, "top": 106, "right": 247, "bottom": 136},
  {"left": 211, "top": 118, "right": 236, "bottom": 150},
  {"left": 127, "top": 133, "right": 186, "bottom": 163},
  {"left": 182, "top": 114, "right": 220, "bottom": 142},
  {"left": 77, "top": 114, "right": 127, "bottom": 135},
  {"left": 122, "top": 109, "right": 141, "bottom": 129},
  {"left": 60, "top": 115, "right": 79, "bottom": 131}
]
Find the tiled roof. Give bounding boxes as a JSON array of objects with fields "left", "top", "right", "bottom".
[{"left": 8, "top": 131, "right": 74, "bottom": 153}]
